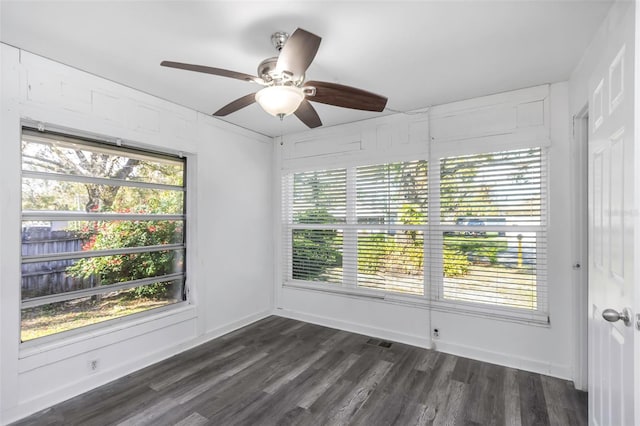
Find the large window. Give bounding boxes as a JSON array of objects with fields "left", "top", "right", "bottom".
[
  {"left": 433, "top": 148, "right": 547, "bottom": 320},
  {"left": 282, "top": 147, "right": 548, "bottom": 322},
  {"left": 21, "top": 128, "right": 187, "bottom": 342},
  {"left": 283, "top": 161, "right": 427, "bottom": 295}
]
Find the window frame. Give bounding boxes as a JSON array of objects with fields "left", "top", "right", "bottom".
[
  {"left": 19, "top": 126, "right": 190, "bottom": 344},
  {"left": 281, "top": 146, "right": 550, "bottom": 325}
]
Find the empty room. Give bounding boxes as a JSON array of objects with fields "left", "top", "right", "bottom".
[{"left": 0, "top": 1, "right": 638, "bottom": 425}]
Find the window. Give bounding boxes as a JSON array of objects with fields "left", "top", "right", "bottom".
[
  {"left": 283, "top": 160, "right": 428, "bottom": 295},
  {"left": 282, "top": 147, "right": 548, "bottom": 322},
  {"left": 21, "top": 128, "right": 187, "bottom": 342},
  {"left": 433, "top": 148, "right": 547, "bottom": 320},
  {"left": 355, "top": 161, "right": 428, "bottom": 294},
  {"left": 288, "top": 168, "right": 346, "bottom": 284}
]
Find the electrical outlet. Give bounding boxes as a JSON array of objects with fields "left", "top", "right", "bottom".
[
  {"left": 88, "top": 359, "right": 99, "bottom": 372},
  {"left": 432, "top": 328, "right": 440, "bottom": 338}
]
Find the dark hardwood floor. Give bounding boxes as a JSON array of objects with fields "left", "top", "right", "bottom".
[{"left": 13, "top": 316, "right": 587, "bottom": 426}]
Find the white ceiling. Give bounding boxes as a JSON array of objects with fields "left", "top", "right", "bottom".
[{"left": 1, "top": 1, "right": 612, "bottom": 137}]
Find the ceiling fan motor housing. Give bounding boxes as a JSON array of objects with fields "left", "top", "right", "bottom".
[
  {"left": 258, "top": 31, "right": 308, "bottom": 85},
  {"left": 257, "top": 57, "right": 278, "bottom": 82},
  {"left": 258, "top": 56, "right": 303, "bottom": 86}
]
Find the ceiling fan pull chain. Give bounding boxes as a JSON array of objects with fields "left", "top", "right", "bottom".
[{"left": 279, "top": 118, "right": 285, "bottom": 146}]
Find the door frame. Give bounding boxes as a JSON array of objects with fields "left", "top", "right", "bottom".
[
  {"left": 571, "top": 105, "right": 589, "bottom": 391},
  {"left": 635, "top": 1, "right": 640, "bottom": 417}
]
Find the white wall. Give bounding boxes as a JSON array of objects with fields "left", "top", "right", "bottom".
[
  {"left": 431, "top": 83, "right": 574, "bottom": 379},
  {"left": 275, "top": 83, "right": 578, "bottom": 381},
  {"left": 0, "top": 44, "right": 273, "bottom": 424}
]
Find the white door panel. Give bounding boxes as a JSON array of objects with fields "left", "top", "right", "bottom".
[{"left": 587, "top": 3, "right": 635, "bottom": 426}]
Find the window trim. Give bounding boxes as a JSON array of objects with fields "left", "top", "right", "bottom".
[
  {"left": 19, "top": 302, "right": 197, "bottom": 354},
  {"left": 283, "top": 280, "right": 550, "bottom": 326}
]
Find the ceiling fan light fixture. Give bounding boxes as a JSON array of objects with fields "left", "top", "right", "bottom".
[
  {"left": 161, "top": 27, "right": 388, "bottom": 128},
  {"left": 255, "top": 85, "right": 304, "bottom": 117}
]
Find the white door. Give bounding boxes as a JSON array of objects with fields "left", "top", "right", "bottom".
[{"left": 587, "top": 3, "right": 636, "bottom": 426}]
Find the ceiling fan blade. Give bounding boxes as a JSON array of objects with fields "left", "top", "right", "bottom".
[
  {"left": 294, "top": 99, "right": 322, "bottom": 128},
  {"left": 275, "top": 28, "right": 321, "bottom": 77},
  {"left": 305, "top": 81, "right": 388, "bottom": 112},
  {"left": 213, "top": 93, "right": 257, "bottom": 116},
  {"left": 161, "top": 61, "right": 261, "bottom": 84}
]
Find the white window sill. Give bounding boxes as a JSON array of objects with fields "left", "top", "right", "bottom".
[
  {"left": 19, "top": 302, "right": 196, "bottom": 361},
  {"left": 282, "top": 281, "right": 549, "bottom": 327}
]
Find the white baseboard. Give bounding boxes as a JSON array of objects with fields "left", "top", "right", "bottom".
[
  {"left": 196, "top": 309, "right": 273, "bottom": 346},
  {"left": 3, "top": 309, "right": 272, "bottom": 425},
  {"left": 274, "top": 307, "right": 431, "bottom": 349},
  {"left": 433, "top": 338, "right": 573, "bottom": 381},
  {"left": 275, "top": 308, "right": 573, "bottom": 382}
]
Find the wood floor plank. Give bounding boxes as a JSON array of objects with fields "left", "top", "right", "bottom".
[
  {"left": 174, "top": 351, "right": 269, "bottom": 404},
  {"left": 451, "top": 356, "right": 478, "bottom": 384},
  {"left": 518, "top": 370, "right": 551, "bottom": 426},
  {"left": 415, "top": 347, "right": 441, "bottom": 372},
  {"left": 115, "top": 397, "right": 179, "bottom": 426},
  {"left": 306, "top": 378, "right": 359, "bottom": 420},
  {"left": 194, "top": 337, "right": 328, "bottom": 419},
  {"left": 172, "top": 412, "right": 208, "bottom": 426},
  {"left": 432, "top": 379, "right": 467, "bottom": 425},
  {"left": 51, "top": 380, "right": 160, "bottom": 426},
  {"left": 419, "top": 352, "right": 458, "bottom": 414},
  {"left": 297, "top": 353, "right": 361, "bottom": 409},
  {"left": 412, "top": 351, "right": 449, "bottom": 403},
  {"left": 11, "top": 316, "right": 587, "bottom": 426},
  {"left": 273, "top": 406, "right": 315, "bottom": 426},
  {"left": 279, "top": 321, "right": 307, "bottom": 335},
  {"left": 462, "top": 362, "right": 506, "bottom": 425},
  {"left": 236, "top": 367, "right": 324, "bottom": 425},
  {"left": 322, "top": 359, "right": 393, "bottom": 424},
  {"left": 541, "top": 375, "right": 588, "bottom": 426},
  {"left": 350, "top": 385, "right": 424, "bottom": 426},
  {"left": 504, "top": 367, "right": 523, "bottom": 426},
  {"left": 206, "top": 389, "right": 270, "bottom": 425},
  {"left": 319, "top": 329, "right": 353, "bottom": 348},
  {"left": 149, "top": 344, "right": 245, "bottom": 391},
  {"left": 263, "top": 348, "right": 327, "bottom": 394}
]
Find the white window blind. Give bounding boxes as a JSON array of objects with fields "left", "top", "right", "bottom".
[
  {"left": 283, "top": 161, "right": 428, "bottom": 295},
  {"left": 285, "top": 169, "right": 346, "bottom": 284},
  {"left": 431, "top": 147, "right": 547, "bottom": 320},
  {"left": 282, "top": 147, "right": 548, "bottom": 323},
  {"left": 353, "top": 161, "right": 427, "bottom": 295}
]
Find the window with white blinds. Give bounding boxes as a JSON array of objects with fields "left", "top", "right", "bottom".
[
  {"left": 433, "top": 147, "right": 547, "bottom": 319},
  {"left": 354, "top": 161, "right": 427, "bottom": 294},
  {"left": 287, "top": 169, "right": 346, "bottom": 284},
  {"left": 283, "top": 161, "right": 428, "bottom": 295},
  {"left": 281, "top": 147, "right": 548, "bottom": 322}
]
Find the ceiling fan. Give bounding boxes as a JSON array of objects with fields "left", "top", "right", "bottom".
[{"left": 161, "top": 28, "right": 388, "bottom": 129}]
